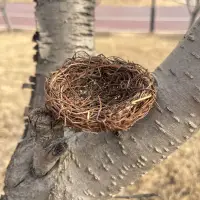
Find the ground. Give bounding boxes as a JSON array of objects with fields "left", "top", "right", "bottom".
[
  {"left": 1, "top": 31, "right": 200, "bottom": 200},
  {"left": 6, "top": 0, "right": 184, "bottom": 6}
]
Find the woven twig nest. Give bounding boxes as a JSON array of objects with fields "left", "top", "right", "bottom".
[{"left": 45, "top": 52, "right": 156, "bottom": 132}]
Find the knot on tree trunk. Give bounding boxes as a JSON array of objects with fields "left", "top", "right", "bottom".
[{"left": 28, "top": 108, "right": 69, "bottom": 177}]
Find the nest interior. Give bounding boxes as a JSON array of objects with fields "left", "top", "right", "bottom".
[{"left": 45, "top": 52, "right": 156, "bottom": 132}]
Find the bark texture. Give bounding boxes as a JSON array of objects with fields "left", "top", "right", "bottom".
[{"left": 3, "top": 3, "right": 200, "bottom": 200}]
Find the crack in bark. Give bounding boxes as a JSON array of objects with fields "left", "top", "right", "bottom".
[{"left": 12, "top": 177, "right": 26, "bottom": 188}]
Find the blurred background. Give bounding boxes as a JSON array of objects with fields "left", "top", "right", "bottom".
[{"left": 1, "top": 0, "right": 200, "bottom": 199}]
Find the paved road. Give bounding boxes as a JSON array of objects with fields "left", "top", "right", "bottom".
[{"left": 0, "top": 3, "right": 191, "bottom": 32}]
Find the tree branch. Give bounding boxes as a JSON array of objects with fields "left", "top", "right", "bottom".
[{"left": 48, "top": 19, "right": 200, "bottom": 199}]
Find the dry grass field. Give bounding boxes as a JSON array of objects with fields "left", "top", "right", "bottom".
[
  {"left": 1, "top": 31, "right": 200, "bottom": 200},
  {"left": 0, "top": 31, "right": 34, "bottom": 193},
  {"left": 7, "top": 0, "right": 183, "bottom": 6}
]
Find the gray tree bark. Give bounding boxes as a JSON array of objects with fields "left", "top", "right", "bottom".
[{"left": 2, "top": 2, "right": 200, "bottom": 200}]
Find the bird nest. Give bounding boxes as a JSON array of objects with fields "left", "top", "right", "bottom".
[{"left": 45, "top": 52, "right": 156, "bottom": 132}]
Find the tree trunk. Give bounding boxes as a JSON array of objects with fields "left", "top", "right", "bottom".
[
  {"left": 23, "top": 0, "right": 95, "bottom": 139},
  {"left": 29, "top": 0, "right": 95, "bottom": 109},
  {"left": 3, "top": 3, "right": 200, "bottom": 200}
]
